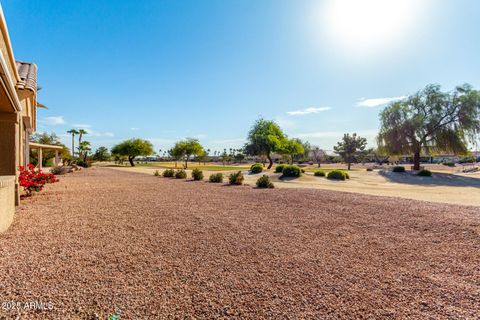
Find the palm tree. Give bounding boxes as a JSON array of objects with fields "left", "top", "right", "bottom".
[
  {"left": 78, "top": 141, "right": 91, "bottom": 162},
  {"left": 67, "top": 129, "right": 79, "bottom": 157},
  {"left": 78, "top": 129, "right": 88, "bottom": 146}
]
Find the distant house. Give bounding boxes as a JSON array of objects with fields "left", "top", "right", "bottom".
[{"left": 0, "top": 4, "right": 58, "bottom": 232}]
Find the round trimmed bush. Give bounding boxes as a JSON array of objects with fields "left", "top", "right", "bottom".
[
  {"left": 162, "top": 168, "right": 175, "bottom": 177},
  {"left": 392, "top": 166, "right": 406, "bottom": 173},
  {"left": 209, "top": 173, "right": 224, "bottom": 183},
  {"left": 366, "top": 168, "right": 373, "bottom": 171},
  {"left": 327, "top": 170, "right": 348, "bottom": 180},
  {"left": 229, "top": 171, "right": 244, "bottom": 185},
  {"left": 191, "top": 168, "right": 204, "bottom": 181},
  {"left": 442, "top": 162, "right": 455, "bottom": 167},
  {"left": 256, "top": 175, "right": 274, "bottom": 188},
  {"left": 175, "top": 169, "right": 187, "bottom": 179},
  {"left": 282, "top": 165, "right": 301, "bottom": 178},
  {"left": 314, "top": 170, "right": 326, "bottom": 177},
  {"left": 250, "top": 163, "right": 263, "bottom": 174},
  {"left": 154, "top": 170, "right": 160, "bottom": 176},
  {"left": 275, "top": 164, "right": 286, "bottom": 173},
  {"left": 417, "top": 169, "right": 432, "bottom": 177}
]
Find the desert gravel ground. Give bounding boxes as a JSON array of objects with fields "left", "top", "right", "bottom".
[
  {"left": 110, "top": 165, "right": 480, "bottom": 207},
  {"left": 0, "top": 167, "right": 479, "bottom": 319}
]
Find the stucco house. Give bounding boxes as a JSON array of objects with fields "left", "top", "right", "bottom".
[{"left": 0, "top": 4, "right": 56, "bottom": 232}]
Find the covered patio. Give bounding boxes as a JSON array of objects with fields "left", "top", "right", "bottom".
[{"left": 29, "top": 142, "right": 64, "bottom": 170}]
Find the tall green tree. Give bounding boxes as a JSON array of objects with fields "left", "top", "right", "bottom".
[
  {"left": 92, "top": 146, "right": 111, "bottom": 161},
  {"left": 67, "top": 129, "right": 79, "bottom": 157},
  {"left": 278, "top": 138, "right": 305, "bottom": 164},
  {"left": 245, "top": 118, "right": 286, "bottom": 169},
  {"left": 168, "top": 145, "right": 184, "bottom": 168},
  {"left": 172, "top": 138, "right": 204, "bottom": 168},
  {"left": 111, "top": 138, "right": 154, "bottom": 166},
  {"left": 377, "top": 84, "right": 480, "bottom": 170},
  {"left": 334, "top": 133, "right": 367, "bottom": 170}
]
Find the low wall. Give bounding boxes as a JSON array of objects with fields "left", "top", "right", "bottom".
[{"left": 0, "top": 175, "right": 15, "bottom": 233}]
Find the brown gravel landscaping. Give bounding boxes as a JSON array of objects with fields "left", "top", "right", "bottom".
[{"left": 0, "top": 167, "right": 479, "bottom": 319}]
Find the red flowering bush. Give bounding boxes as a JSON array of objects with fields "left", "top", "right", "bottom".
[{"left": 18, "top": 164, "right": 59, "bottom": 196}]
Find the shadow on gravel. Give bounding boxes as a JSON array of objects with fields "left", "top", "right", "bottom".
[{"left": 379, "top": 170, "right": 480, "bottom": 188}]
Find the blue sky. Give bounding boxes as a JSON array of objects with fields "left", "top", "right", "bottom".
[{"left": 3, "top": 0, "right": 480, "bottom": 153}]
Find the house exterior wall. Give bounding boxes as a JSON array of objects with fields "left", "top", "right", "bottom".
[
  {"left": 17, "top": 90, "right": 36, "bottom": 166},
  {"left": 0, "top": 112, "right": 18, "bottom": 176},
  {"left": 0, "top": 3, "right": 37, "bottom": 231},
  {"left": 0, "top": 175, "right": 15, "bottom": 233}
]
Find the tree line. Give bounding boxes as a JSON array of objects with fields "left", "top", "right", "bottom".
[{"left": 92, "top": 83, "right": 480, "bottom": 169}]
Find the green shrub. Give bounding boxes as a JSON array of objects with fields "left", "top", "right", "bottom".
[
  {"left": 175, "top": 169, "right": 187, "bottom": 179},
  {"left": 209, "top": 173, "right": 224, "bottom": 183},
  {"left": 250, "top": 163, "right": 263, "bottom": 174},
  {"left": 442, "top": 162, "right": 455, "bottom": 167},
  {"left": 229, "top": 171, "right": 244, "bottom": 185},
  {"left": 344, "top": 172, "right": 350, "bottom": 179},
  {"left": 154, "top": 170, "right": 160, "bottom": 176},
  {"left": 458, "top": 156, "right": 476, "bottom": 164},
  {"left": 327, "top": 170, "right": 348, "bottom": 180},
  {"left": 163, "top": 168, "right": 175, "bottom": 177},
  {"left": 314, "top": 170, "right": 326, "bottom": 177},
  {"left": 76, "top": 160, "right": 92, "bottom": 168},
  {"left": 392, "top": 166, "right": 406, "bottom": 173},
  {"left": 275, "top": 164, "right": 286, "bottom": 173},
  {"left": 256, "top": 175, "right": 274, "bottom": 188},
  {"left": 417, "top": 169, "right": 432, "bottom": 177},
  {"left": 366, "top": 168, "right": 373, "bottom": 171},
  {"left": 282, "top": 165, "right": 301, "bottom": 178},
  {"left": 191, "top": 168, "right": 204, "bottom": 181},
  {"left": 301, "top": 169, "right": 306, "bottom": 173}
]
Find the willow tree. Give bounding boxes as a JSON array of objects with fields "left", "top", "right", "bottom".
[
  {"left": 245, "top": 118, "right": 286, "bottom": 169},
  {"left": 377, "top": 84, "right": 480, "bottom": 170}
]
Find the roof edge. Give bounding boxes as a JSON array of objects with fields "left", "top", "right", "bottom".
[{"left": 0, "top": 3, "right": 21, "bottom": 83}]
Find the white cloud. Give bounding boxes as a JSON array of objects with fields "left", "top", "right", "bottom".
[
  {"left": 356, "top": 96, "right": 406, "bottom": 108},
  {"left": 287, "top": 107, "right": 332, "bottom": 116},
  {"left": 38, "top": 116, "right": 65, "bottom": 126},
  {"left": 130, "top": 127, "right": 139, "bottom": 131}
]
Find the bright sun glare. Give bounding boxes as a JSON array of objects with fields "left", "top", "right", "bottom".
[{"left": 321, "top": 0, "right": 427, "bottom": 55}]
